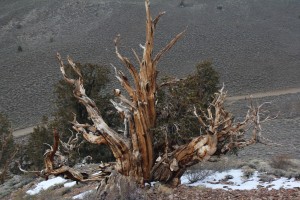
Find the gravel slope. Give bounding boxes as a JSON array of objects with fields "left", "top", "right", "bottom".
[{"left": 1, "top": 0, "right": 300, "bottom": 129}]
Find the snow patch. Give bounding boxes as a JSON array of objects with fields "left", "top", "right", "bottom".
[
  {"left": 26, "top": 177, "right": 67, "bottom": 195},
  {"left": 181, "top": 169, "right": 300, "bottom": 190},
  {"left": 64, "top": 181, "right": 77, "bottom": 188},
  {"left": 92, "top": 171, "right": 102, "bottom": 176},
  {"left": 72, "top": 190, "right": 94, "bottom": 199}
]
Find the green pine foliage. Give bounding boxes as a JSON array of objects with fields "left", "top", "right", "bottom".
[
  {"left": 154, "top": 61, "right": 220, "bottom": 154},
  {"left": 51, "top": 63, "right": 116, "bottom": 164},
  {"left": 0, "top": 113, "right": 18, "bottom": 183},
  {"left": 0, "top": 113, "right": 14, "bottom": 166},
  {"left": 25, "top": 63, "right": 116, "bottom": 169},
  {"left": 25, "top": 116, "right": 53, "bottom": 169},
  {"left": 54, "top": 62, "right": 111, "bottom": 124}
]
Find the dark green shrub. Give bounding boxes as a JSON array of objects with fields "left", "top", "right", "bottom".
[
  {"left": 25, "top": 116, "right": 53, "bottom": 169},
  {"left": 153, "top": 61, "right": 220, "bottom": 155},
  {"left": 25, "top": 63, "right": 116, "bottom": 169},
  {"left": 17, "top": 46, "right": 23, "bottom": 52},
  {"left": 0, "top": 113, "right": 18, "bottom": 184}
]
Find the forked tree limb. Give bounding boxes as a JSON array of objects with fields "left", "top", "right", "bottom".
[
  {"left": 57, "top": 53, "right": 134, "bottom": 175},
  {"left": 114, "top": 36, "right": 140, "bottom": 94},
  {"left": 60, "top": 130, "right": 85, "bottom": 153},
  {"left": 153, "top": 11, "right": 166, "bottom": 28},
  {"left": 153, "top": 30, "right": 186, "bottom": 65},
  {"left": 70, "top": 116, "right": 107, "bottom": 145}
]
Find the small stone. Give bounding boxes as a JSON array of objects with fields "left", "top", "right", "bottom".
[{"left": 225, "top": 175, "right": 234, "bottom": 180}]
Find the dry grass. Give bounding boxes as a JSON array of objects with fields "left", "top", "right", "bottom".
[
  {"left": 238, "top": 156, "right": 300, "bottom": 179},
  {"left": 185, "top": 163, "right": 216, "bottom": 184},
  {"left": 185, "top": 168, "right": 213, "bottom": 184},
  {"left": 184, "top": 156, "right": 243, "bottom": 183},
  {"left": 270, "top": 154, "right": 294, "bottom": 170},
  {"left": 241, "top": 166, "right": 255, "bottom": 179}
]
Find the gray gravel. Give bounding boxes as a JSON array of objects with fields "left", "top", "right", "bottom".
[
  {"left": 0, "top": 0, "right": 300, "bottom": 129},
  {"left": 0, "top": 175, "right": 35, "bottom": 199}
]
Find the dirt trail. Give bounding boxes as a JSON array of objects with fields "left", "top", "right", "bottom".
[
  {"left": 12, "top": 126, "right": 35, "bottom": 138},
  {"left": 227, "top": 87, "right": 300, "bottom": 101},
  {"left": 12, "top": 87, "right": 300, "bottom": 138}
]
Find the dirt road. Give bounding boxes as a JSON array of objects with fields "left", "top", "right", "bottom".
[
  {"left": 12, "top": 126, "right": 35, "bottom": 138},
  {"left": 227, "top": 87, "right": 300, "bottom": 101},
  {"left": 12, "top": 87, "right": 300, "bottom": 138}
]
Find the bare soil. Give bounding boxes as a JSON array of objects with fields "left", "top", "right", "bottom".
[{"left": 147, "top": 185, "right": 300, "bottom": 200}]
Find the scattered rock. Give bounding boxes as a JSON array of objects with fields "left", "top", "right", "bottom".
[{"left": 224, "top": 175, "right": 234, "bottom": 180}]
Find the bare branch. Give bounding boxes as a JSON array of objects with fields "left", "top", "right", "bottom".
[
  {"left": 67, "top": 56, "right": 82, "bottom": 77},
  {"left": 153, "top": 11, "right": 166, "bottom": 28},
  {"left": 112, "top": 65, "right": 135, "bottom": 97},
  {"left": 132, "top": 48, "right": 142, "bottom": 67},
  {"left": 17, "top": 161, "right": 41, "bottom": 174},
  {"left": 60, "top": 130, "right": 84, "bottom": 153},
  {"left": 153, "top": 29, "right": 186, "bottom": 64},
  {"left": 49, "top": 129, "right": 59, "bottom": 163},
  {"left": 70, "top": 115, "right": 107, "bottom": 145},
  {"left": 114, "top": 35, "right": 140, "bottom": 91},
  {"left": 57, "top": 53, "right": 75, "bottom": 85},
  {"left": 158, "top": 77, "right": 186, "bottom": 88}
]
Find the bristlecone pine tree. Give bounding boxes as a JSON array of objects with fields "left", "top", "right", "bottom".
[{"left": 25, "top": 0, "right": 273, "bottom": 186}]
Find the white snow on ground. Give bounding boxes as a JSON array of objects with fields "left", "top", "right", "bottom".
[
  {"left": 26, "top": 169, "right": 300, "bottom": 198},
  {"left": 181, "top": 169, "right": 300, "bottom": 190},
  {"left": 72, "top": 190, "right": 94, "bottom": 199},
  {"left": 64, "top": 181, "right": 77, "bottom": 188},
  {"left": 92, "top": 171, "right": 102, "bottom": 176},
  {"left": 26, "top": 177, "right": 67, "bottom": 195}
]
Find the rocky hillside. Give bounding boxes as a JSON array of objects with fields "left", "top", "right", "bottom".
[{"left": 0, "top": 0, "right": 300, "bottom": 128}]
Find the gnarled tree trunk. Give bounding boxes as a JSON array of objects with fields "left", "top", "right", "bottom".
[
  {"left": 57, "top": 0, "right": 185, "bottom": 185},
  {"left": 52, "top": 0, "right": 271, "bottom": 186}
]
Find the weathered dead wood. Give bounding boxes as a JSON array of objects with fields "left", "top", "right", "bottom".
[
  {"left": 56, "top": 0, "right": 185, "bottom": 184},
  {"left": 158, "top": 77, "right": 187, "bottom": 88},
  {"left": 149, "top": 86, "right": 275, "bottom": 186},
  {"left": 60, "top": 129, "right": 84, "bottom": 154},
  {"left": 18, "top": 129, "right": 111, "bottom": 182},
  {"left": 58, "top": 53, "right": 132, "bottom": 176},
  {"left": 70, "top": 116, "right": 107, "bottom": 145},
  {"left": 51, "top": 0, "right": 273, "bottom": 187}
]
